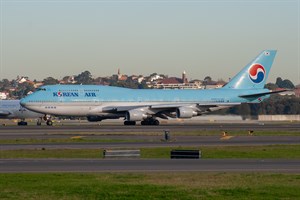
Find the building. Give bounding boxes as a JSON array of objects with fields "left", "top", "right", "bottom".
[
  {"left": 117, "top": 69, "right": 128, "bottom": 81},
  {"left": 294, "top": 88, "right": 300, "bottom": 97},
  {"left": 182, "top": 71, "right": 188, "bottom": 83},
  {"left": 149, "top": 74, "right": 163, "bottom": 82},
  {"left": 152, "top": 71, "right": 201, "bottom": 89},
  {"left": 16, "top": 76, "right": 29, "bottom": 84},
  {"left": 274, "top": 88, "right": 296, "bottom": 96},
  {"left": 0, "top": 92, "right": 7, "bottom": 100}
]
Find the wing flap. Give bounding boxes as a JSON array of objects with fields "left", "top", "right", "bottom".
[
  {"left": 102, "top": 106, "right": 146, "bottom": 112},
  {"left": 101, "top": 102, "right": 240, "bottom": 113}
]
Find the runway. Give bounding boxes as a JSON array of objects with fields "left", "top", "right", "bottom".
[
  {"left": 0, "top": 122, "right": 300, "bottom": 135},
  {"left": 1, "top": 122, "right": 300, "bottom": 149},
  {"left": 1, "top": 136, "right": 300, "bottom": 150},
  {"left": 0, "top": 159, "right": 299, "bottom": 173}
]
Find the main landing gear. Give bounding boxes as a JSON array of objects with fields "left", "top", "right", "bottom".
[
  {"left": 43, "top": 115, "right": 53, "bottom": 126},
  {"left": 17, "top": 120, "right": 28, "bottom": 126},
  {"left": 46, "top": 120, "right": 53, "bottom": 126},
  {"left": 124, "top": 118, "right": 160, "bottom": 126}
]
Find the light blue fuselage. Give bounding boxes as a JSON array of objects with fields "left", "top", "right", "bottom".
[{"left": 21, "top": 84, "right": 269, "bottom": 116}]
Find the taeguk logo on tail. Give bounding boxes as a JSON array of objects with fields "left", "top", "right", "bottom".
[{"left": 248, "top": 63, "right": 265, "bottom": 84}]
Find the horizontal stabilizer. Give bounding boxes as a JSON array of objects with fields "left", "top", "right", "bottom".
[{"left": 239, "top": 89, "right": 289, "bottom": 98}]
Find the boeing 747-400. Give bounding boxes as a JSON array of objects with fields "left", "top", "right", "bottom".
[{"left": 21, "top": 50, "right": 283, "bottom": 125}]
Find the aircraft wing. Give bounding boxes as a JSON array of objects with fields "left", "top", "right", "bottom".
[
  {"left": 102, "top": 102, "right": 240, "bottom": 112},
  {"left": 98, "top": 102, "right": 240, "bottom": 120}
]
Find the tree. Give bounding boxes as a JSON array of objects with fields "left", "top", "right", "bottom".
[
  {"left": 204, "top": 76, "right": 212, "bottom": 82},
  {"left": 138, "top": 82, "right": 149, "bottom": 89},
  {"left": 275, "top": 77, "right": 283, "bottom": 86},
  {"left": 150, "top": 73, "right": 158, "bottom": 77},
  {"left": 275, "top": 77, "right": 295, "bottom": 89},
  {"left": 280, "top": 79, "right": 295, "bottom": 89},
  {"left": 265, "top": 83, "right": 278, "bottom": 90},
  {"left": 74, "top": 70, "right": 93, "bottom": 84},
  {"left": 43, "top": 77, "right": 59, "bottom": 85},
  {"left": 0, "top": 79, "right": 11, "bottom": 90},
  {"left": 13, "top": 82, "right": 35, "bottom": 98},
  {"left": 238, "top": 103, "right": 251, "bottom": 120}
]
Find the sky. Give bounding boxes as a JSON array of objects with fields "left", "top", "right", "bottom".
[{"left": 0, "top": 0, "right": 299, "bottom": 84}]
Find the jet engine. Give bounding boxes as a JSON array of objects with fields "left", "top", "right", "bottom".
[
  {"left": 87, "top": 114, "right": 123, "bottom": 122},
  {"left": 176, "top": 107, "right": 198, "bottom": 119},
  {"left": 87, "top": 116, "right": 103, "bottom": 122},
  {"left": 126, "top": 110, "right": 148, "bottom": 121}
]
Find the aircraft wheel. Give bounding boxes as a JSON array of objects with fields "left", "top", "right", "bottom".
[
  {"left": 17, "top": 121, "right": 28, "bottom": 126},
  {"left": 46, "top": 120, "right": 53, "bottom": 126},
  {"left": 152, "top": 120, "right": 160, "bottom": 126},
  {"left": 142, "top": 119, "right": 159, "bottom": 126}
]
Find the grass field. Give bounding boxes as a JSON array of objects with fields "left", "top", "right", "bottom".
[
  {"left": 1, "top": 127, "right": 299, "bottom": 199},
  {"left": 0, "top": 138, "right": 147, "bottom": 144},
  {"left": 1, "top": 145, "right": 300, "bottom": 159},
  {"left": 0, "top": 173, "right": 299, "bottom": 200}
]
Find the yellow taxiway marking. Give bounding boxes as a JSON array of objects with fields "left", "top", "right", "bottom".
[
  {"left": 70, "top": 136, "right": 85, "bottom": 139},
  {"left": 220, "top": 136, "right": 234, "bottom": 140}
]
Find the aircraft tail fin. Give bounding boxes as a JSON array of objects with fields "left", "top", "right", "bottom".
[{"left": 222, "top": 50, "right": 277, "bottom": 89}]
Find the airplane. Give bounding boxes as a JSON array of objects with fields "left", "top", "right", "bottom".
[
  {"left": 0, "top": 100, "right": 44, "bottom": 125},
  {"left": 20, "top": 50, "right": 284, "bottom": 126}
]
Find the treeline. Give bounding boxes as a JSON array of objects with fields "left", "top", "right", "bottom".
[{"left": 223, "top": 95, "right": 300, "bottom": 118}]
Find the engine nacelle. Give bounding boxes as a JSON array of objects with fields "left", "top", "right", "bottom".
[
  {"left": 176, "top": 107, "right": 198, "bottom": 119},
  {"left": 126, "top": 110, "right": 148, "bottom": 121},
  {"left": 87, "top": 116, "right": 103, "bottom": 122},
  {"left": 87, "top": 114, "right": 123, "bottom": 122}
]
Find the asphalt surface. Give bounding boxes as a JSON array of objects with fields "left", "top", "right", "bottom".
[
  {"left": 1, "top": 123, "right": 300, "bottom": 149},
  {"left": 1, "top": 136, "right": 300, "bottom": 150},
  {"left": 1, "top": 122, "right": 299, "bottom": 173},
  {"left": 0, "top": 159, "right": 299, "bottom": 173},
  {"left": 0, "top": 122, "right": 300, "bottom": 134}
]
